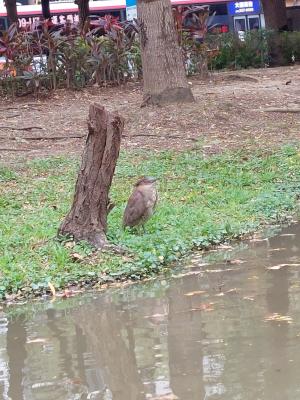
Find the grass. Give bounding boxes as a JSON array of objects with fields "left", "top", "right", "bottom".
[{"left": 0, "top": 145, "right": 300, "bottom": 300}]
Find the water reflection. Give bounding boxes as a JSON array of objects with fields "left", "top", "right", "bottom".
[
  {"left": 167, "top": 276, "right": 205, "bottom": 399},
  {"left": 7, "top": 316, "right": 27, "bottom": 400},
  {"left": 1, "top": 224, "right": 300, "bottom": 399}
]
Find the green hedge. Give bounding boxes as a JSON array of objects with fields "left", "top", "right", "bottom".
[{"left": 208, "top": 30, "right": 300, "bottom": 70}]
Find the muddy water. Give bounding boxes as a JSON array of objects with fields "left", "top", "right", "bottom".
[{"left": 1, "top": 224, "right": 300, "bottom": 400}]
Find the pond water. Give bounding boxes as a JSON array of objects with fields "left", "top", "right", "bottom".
[{"left": 1, "top": 224, "right": 300, "bottom": 400}]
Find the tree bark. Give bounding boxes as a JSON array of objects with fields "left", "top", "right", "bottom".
[
  {"left": 75, "top": 0, "right": 90, "bottom": 30},
  {"left": 4, "top": 0, "right": 18, "bottom": 25},
  {"left": 41, "top": 0, "right": 51, "bottom": 20},
  {"left": 261, "top": 0, "right": 288, "bottom": 65},
  {"left": 261, "top": 0, "right": 288, "bottom": 30},
  {"left": 137, "top": 0, "right": 194, "bottom": 106},
  {"left": 58, "top": 104, "right": 124, "bottom": 249}
]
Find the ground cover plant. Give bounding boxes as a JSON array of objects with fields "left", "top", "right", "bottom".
[{"left": 0, "top": 145, "right": 299, "bottom": 301}]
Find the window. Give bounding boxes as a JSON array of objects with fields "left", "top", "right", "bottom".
[{"left": 210, "top": 4, "right": 228, "bottom": 15}]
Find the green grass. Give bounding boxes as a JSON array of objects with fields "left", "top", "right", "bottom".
[{"left": 1, "top": 145, "right": 300, "bottom": 300}]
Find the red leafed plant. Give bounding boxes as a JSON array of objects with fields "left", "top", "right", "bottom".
[{"left": 0, "top": 23, "right": 18, "bottom": 59}]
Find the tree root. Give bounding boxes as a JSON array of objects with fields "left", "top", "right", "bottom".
[
  {"left": 263, "top": 108, "right": 300, "bottom": 113},
  {"left": 0, "top": 126, "right": 43, "bottom": 131},
  {"left": 0, "top": 135, "right": 85, "bottom": 141}
]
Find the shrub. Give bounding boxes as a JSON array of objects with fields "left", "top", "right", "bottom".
[
  {"left": 1, "top": 22, "right": 299, "bottom": 98},
  {"left": 207, "top": 30, "right": 269, "bottom": 70},
  {"left": 0, "top": 19, "right": 140, "bottom": 97},
  {"left": 267, "top": 30, "right": 300, "bottom": 65}
]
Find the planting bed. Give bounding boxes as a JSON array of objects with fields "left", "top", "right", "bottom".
[{"left": 0, "top": 66, "right": 300, "bottom": 164}]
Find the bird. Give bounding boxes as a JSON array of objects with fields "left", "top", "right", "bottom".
[{"left": 123, "top": 176, "right": 158, "bottom": 231}]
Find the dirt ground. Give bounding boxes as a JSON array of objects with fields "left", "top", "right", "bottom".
[{"left": 0, "top": 66, "right": 300, "bottom": 164}]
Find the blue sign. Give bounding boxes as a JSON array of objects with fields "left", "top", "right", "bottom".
[
  {"left": 126, "top": 0, "right": 137, "bottom": 20},
  {"left": 228, "top": 0, "right": 261, "bottom": 15},
  {"left": 126, "top": 0, "right": 136, "bottom": 6}
]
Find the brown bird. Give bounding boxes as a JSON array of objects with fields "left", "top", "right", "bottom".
[{"left": 123, "top": 177, "right": 158, "bottom": 231}]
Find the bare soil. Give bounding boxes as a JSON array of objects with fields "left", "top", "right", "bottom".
[{"left": 1, "top": 66, "right": 300, "bottom": 164}]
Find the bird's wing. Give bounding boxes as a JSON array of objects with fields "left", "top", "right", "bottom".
[{"left": 123, "top": 189, "right": 147, "bottom": 227}]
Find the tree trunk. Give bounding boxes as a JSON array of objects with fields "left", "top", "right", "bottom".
[
  {"left": 261, "top": 0, "right": 288, "bottom": 65},
  {"left": 261, "top": 0, "right": 288, "bottom": 30},
  {"left": 137, "top": 0, "right": 194, "bottom": 106},
  {"left": 41, "top": 0, "right": 51, "bottom": 20},
  {"left": 4, "top": 0, "right": 18, "bottom": 25},
  {"left": 58, "top": 104, "right": 124, "bottom": 249},
  {"left": 75, "top": 0, "right": 90, "bottom": 30}
]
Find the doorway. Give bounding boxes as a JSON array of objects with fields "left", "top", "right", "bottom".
[{"left": 233, "top": 14, "right": 261, "bottom": 32}]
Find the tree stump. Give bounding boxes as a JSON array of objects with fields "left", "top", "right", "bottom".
[{"left": 58, "top": 104, "right": 124, "bottom": 249}]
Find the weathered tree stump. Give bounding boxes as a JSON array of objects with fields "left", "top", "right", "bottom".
[{"left": 58, "top": 104, "right": 124, "bottom": 249}]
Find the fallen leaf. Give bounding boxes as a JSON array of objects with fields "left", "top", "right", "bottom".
[
  {"left": 268, "top": 248, "right": 286, "bottom": 252},
  {"left": 248, "top": 276, "right": 259, "bottom": 280},
  {"left": 48, "top": 282, "right": 56, "bottom": 297},
  {"left": 172, "top": 270, "right": 202, "bottom": 278},
  {"left": 188, "top": 263, "right": 209, "bottom": 268},
  {"left": 190, "top": 302, "right": 215, "bottom": 312},
  {"left": 122, "top": 255, "right": 133, "bottom": 262},
  {"left": 144, "top": 313, "right": 168, "bottom": 319},
  {"left": 71, "top": 253, "right": 84, "bottom": 261},
  {"left": 290, "top": 283, "right": 300, "bottom": 289},
  {"left": 65, "top": 241, "right": 75, "bottom": 248},
  {"left": 56, "top": 289, "right": 83, "bottom": 298},
  {"left": 215, "top": 244, "right": 233, "bottom": 250},
  {"left": 87, "top": 391, "right": 102, "bottom": 399},
  {"left": 27, "top": 338, "right": 47, "bottom": 344},
  {"left": 216, "top": 288, "right": 238, "bottom": 297},
  {"left": 243, "top": 296, "right": 255, "bottom": 301},
  {"left": 286, "top": 263, "right": 300, "bottom": 267},
  {"left": 267, "top": 263, "right": 300, "bottom": 270},
  {"left": 266, "top": 264, "right": 285, "bottom": 270},
  {"left": 265, "top": 313, "right": 293, "bottom": 323},
  {"left": 226, "top": 259, "right": 245, "bottom": 265},
  {"left": 226, "top": 288, "right": 239, "bottom": 293},
  {"left": 204, "top": 268, "right": 236, "bottom": 273},
  {"left": 184, "top": 290, "right": 206, "bottom": 296},
  {"left": 250, "top": 238, "right": 268, "bottom": 243}
]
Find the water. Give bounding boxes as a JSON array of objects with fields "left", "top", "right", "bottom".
[{"left": 1, "top": 224, "right": 300, "bottom": 400}]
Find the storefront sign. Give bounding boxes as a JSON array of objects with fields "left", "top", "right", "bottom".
[
  {"left": 126, "top": 0, "right": 137, "bottom": 20},
  {"left": 18, "top": 13, "right": 79, "bottom": 28},
  {"left": 228, "top": 1, "right": 261, "bottom": 15}
]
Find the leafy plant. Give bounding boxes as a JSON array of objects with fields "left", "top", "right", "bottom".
[
  {"left": 0, "top": 19, "right": 299, "bottom": 98},
  {"left": 207, "top": 30, "right": 269, "bottom": 70}
]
